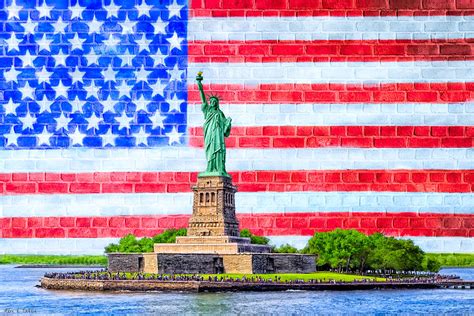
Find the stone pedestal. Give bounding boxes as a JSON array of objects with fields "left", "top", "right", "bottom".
[
  {"left": 187, "top": 176, "right": 239, "bottom": 237},
  {"left": 154, "top": 176, "right": 272, "bottom": 254},
  {"left": 108, "top": 175, "right": 316, "bottom": 274}
]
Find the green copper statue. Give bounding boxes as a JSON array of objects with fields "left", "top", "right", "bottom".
[{"left": 196, "top": 72, "right": 232, "bottom": 178}]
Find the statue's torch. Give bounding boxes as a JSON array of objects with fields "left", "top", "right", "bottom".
[{"left": 196, "top": 71, "right": 203, "bottom": 82}]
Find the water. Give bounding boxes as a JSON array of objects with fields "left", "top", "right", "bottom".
[{"left": 0, "top": 265, "right": 473, "bottom": 315}]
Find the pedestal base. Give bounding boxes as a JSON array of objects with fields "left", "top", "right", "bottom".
[
  {"left": 153, "top": 236, "right": 272, "bottom": 254},
  {"left": 108, "top": 252, "right": 316, "bottom": 274}
]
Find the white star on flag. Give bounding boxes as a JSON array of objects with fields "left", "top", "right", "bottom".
[
  {"left": 136, "top": 34, "right": 152, "bottom": 53},
  {"left": 7, "top": 1, "right": 21, "bottom": 20},
  {"left": 118, "top": 54, "right": 134, "bottom": 67},
  {"left": 37, "top": 0, "right": 53, "bottom": 19},
  {"left": 53, "top": 16, "right": 68, "bottom": 34},
  {"left": 69, "top": 127, "right": 85, "bottom": 145},
  {"left": 85, "top": 50, "right": 100, "bottom": 66},
  {"left": 166, "top": 94, "right": 183, "bottom": 112},
  {"left": 116, "top": 113, "right": 133, "bottom": 131},
  {"left": 100, "top": 95, "right": 117, "bottom": 113},
  {"left": 149, "top": 111, "right": 166, "bottom": 129},
  {"left": 133, "top": 95, "right": 149, "bottom": 113},
  {"left": 136, "top": 65, "right": 151, "bottom": 82},
  {"left": 19, "top": 112, "right": 36, "bottom": 130},
  {"left": 105, "top": 0, "right": 120, "bottom": 19},
  {"left": 54, "top": 49, "right": 68, "bottom": 66},
  {"left": 88, "top": 16, "right": 103, "bottom": 34},
  {"left": 115, "top": 81, "right": 131, "bottom": 99},
  {"left": 19, "top": 81, "right": 35, "bottom": 100},
  {"left": 102, "top": 65, "right": 117, "bottom": 83},
  {"left": 36, "top": 96, "right": 51, "bottom": 113},
  {"left": 70, "top": 95, "right": 85, "bottom": 112},
  {"left": 22, "top": 17, "right": 37, "bottom": 34},
  {"left": 120, "top": 16, "right": 136, "bottom": 34},
  {"left": 86, "top": 114, "right": 102, "bottom": 131},
  {"left": 166, "top": 32, "right": 184, "bottom": 51},
  {"left": 37, "top": 126, "right": 51, "bottom": 145},
  {"left": 4, "top": 66, "right": 21, "bottom": 83},
  {"left": 103, "top": 34, "right": 120, "bottom": 49},
  {"left": 19, "top": 50, "right": 35, "bottom": 67},
  {"left": 134, "top": 126, "right": 148, "bottom": 145},
  {"left": 5, "top": 128, "right": 20, "bottom": 146},
  {"left": 152, "top": 17, "right": 168, "bottom": 35},
  {"left": 70, "top": 33, "right": 86, "bottom": 51},
  {"left": 150, "top": 51, "right": 166, "bottom": 67},
  {"left": 167, "top": 0, "right": 184, "bottom": 19},
  {"left": 70, "top": 1, "right": 84, "bottom": 19},
  {"left": 84, "top": 83, "right": 100, "bottom": 99},
  {"left": 37, "top": 66, "right": 53, "bottom": 84},
  {"left": 102, "top": 127, "right": 116, "bottom": 146},
  {"left": 136, "top": 0, "right": 153, "bottom": 18},
  {"left": 6, "top": 34, "right": 21, "bottom": 52},
  {"left": 70, "top": 66, "right": 86, "bottom": 84},
  {"left": 149, "top": 80, "right": 167, "bottom": 97},
  {"left": 167, "top": 126, "right": 182, "bottom": 145},
  {"left": 55, "top": 112, "right": 71, "bottom": 132},
  {"left": 54, "top": 81, "right": 69, "bottom": 99},
  {"left": 3, "top": 98, "right": 19, "bottom": 115},
  {"left": 167, "top": 64, "right": 184, "bottom": 82},
  {"left": 37, "top": 33, "right": 52, "bottom": 52}
]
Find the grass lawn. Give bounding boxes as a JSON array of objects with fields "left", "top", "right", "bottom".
[
  {"left": 184, "top": 272, "right": 385, "bottom": 282},
  {"left": 0, "top": 255, "right": 107, "bottom": 265},
  {"left": 100, "top": 272, "right": 384, "bottom": 282}
]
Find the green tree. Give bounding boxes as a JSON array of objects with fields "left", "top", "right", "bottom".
[
  {"left": 240, "top": 229, "right": 270, "bottom": 245},
  {"left": 367, "top": 236, "right": 424, "bottom": 271},
  {"left": 273, "top": 243, "right": 299, "bottom": 253},
  {"left": 422, "top": 256, "right": 442, "bottom": 272},
  {"left": 152, "top": 228, "right": 187, "bottom": 244},
  {"left": 303, "top": 229, "right": 428, "bottom": 273},
  {"left": 105, "top": 229, "right": 187, "bottom": 253},
  {"left": 303, "top": 229, "right": 370, "bottom": 272}
]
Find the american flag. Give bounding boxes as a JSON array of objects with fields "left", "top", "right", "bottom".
[{"left": 1, "top": 0, "right": 473, "bottom": 254}]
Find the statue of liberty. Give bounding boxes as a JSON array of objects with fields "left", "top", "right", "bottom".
[{"left": 196, "top": 72, "right": 232, "bottom": 178}]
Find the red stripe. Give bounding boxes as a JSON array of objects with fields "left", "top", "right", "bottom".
[
  {"left": 189, "top": 126, "right": 474, "bottom": 149},
  {"left": 189, "top": 40, "right": 474, "bottom": 63},
  {"left": 1, "top": 170, "right": 473, "bottom": 194},
  {"left": 2, "top": 213, "right": 473, "bottom": 238},
  {"left": 190, "top": 0, "right": 474, "bottom": 17},
  {"left": 187, "top": 83, "right": 474, "bottom": 103}
]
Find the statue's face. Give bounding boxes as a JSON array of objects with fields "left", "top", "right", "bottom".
[{"left": 210, "top": 97, "right": 219, "bottom": 109}]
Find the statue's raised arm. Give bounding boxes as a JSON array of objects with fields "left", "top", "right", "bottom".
[{"left": 196, "top": 72, "right": 207, "bottom": 113}]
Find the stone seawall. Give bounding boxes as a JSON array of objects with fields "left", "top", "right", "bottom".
[{"left": 40, "top": 278, "right": 441, "bottom": 292}]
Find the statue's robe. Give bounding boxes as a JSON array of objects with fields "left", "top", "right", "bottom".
[{"left": 202, "top": 103, "right": 231, "bottom": 174}]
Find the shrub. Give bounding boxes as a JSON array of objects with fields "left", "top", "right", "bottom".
[
  {"left": 273, "top": 244, "right": 299, "bottom": 253},
  {"left": 240, "top": 229, "right": 270, "bottom": 245},
  {"left": 105, "top": 228, "right": 271, "bottom": 253}
]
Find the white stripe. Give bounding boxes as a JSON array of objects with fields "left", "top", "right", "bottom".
[
  {"left": 270, "top": 236, "right": 474, "bottom": 253},
  {"left": 188, "top": 61, "right": 474, "bottom": 84},
  {"left": 2, "top": 192, "right": 474, "bottom": 217},
  {"left": 1, "top": 237, "right": 472, "bottom": 254},
  {"left": 188, "top": 103, "right": 474, "bottom": 127},
  {"left": 0, "top": 148, "right": 473, "bottom": 172},
  {"left": 188, "top": 16, "right": 474, "bottom": 41}
]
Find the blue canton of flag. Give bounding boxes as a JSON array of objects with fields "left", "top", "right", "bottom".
[{"left": 0, "top": 0, "right": 187, "bottom": 149}]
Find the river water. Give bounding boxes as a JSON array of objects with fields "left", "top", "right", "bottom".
[{"left": 0, "top": 265, "right": 473, "bottom": 315}]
